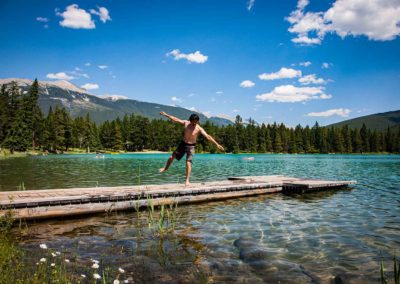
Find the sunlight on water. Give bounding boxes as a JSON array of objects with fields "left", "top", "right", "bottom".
[{"left": 1, "top": 154, "right": 399, "bottom": 282}]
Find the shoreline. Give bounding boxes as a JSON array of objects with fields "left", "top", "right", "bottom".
[{"left": 1, "top": 150, "right": 399, "bottom": 160}]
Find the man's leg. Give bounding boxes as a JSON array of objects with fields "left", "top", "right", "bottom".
[
  {"left": 185, "top": 161, "right": 192, "bottom": 186},
  {"left": 159, "top": 153, "right": 176, "bottom": 173}
]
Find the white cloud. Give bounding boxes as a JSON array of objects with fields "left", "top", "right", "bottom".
[
  {"left": 36, "top": 17, "right": 49, "bottom": 23},
  {"left": 171, "top": 96, "right": 183, "bottom": 103},
  {"left": 99, "top": 94, "right": 128, "bottom": 101},
  {"left": 81, "top": 83, "right": 99, "bottom": 90},
  {"left": 90, "top": 7, "right": 111, "bottom": 23},
  {"left": 247, "top": 0, "right": 255, "bottom": 11},
  {"left": 188, "top": 106, "right": 199, "bottom": 112},
  {"left": 298, "top": 74, "right": 326, "bottom": 85},
  {"left": 166, "top": 49, "right": 208, "bottom": 64},
  {"left": 58, "top": 4, "right": 95, "bottom": 29},
  {"left": 46, "top": 72, "right": 74, "bottom": 80},
  {"left": 85, "top": 62, "right": 91, "bottom": 66},
  {"left": 98, "top": 65, "right": 108, "bottom": 69},
  {"left": 259, "top": 67, "right": 302, "bottom": 80},
  {"left": 307, "top": 108, "right": 351, "bottom": 117},
  {"left": 287, "top": 0, "right": 400, "bottom": 45},
  {"left": 256, "top": 84, "right": 331, "bottom": 103},
  {"left": 216, "top": 90, "right": 224, "bottom": 95},
  {"left": 188, "top": 93, "right": 196, "bottom": 97},
  {"left": 299, "top": 61, "right": 312, "bottom": 67},
  {"left": 321, "top": 62, "right": 332, "bottom": 69},
  {"left": 240, "top": 80, "right": 255, "bottom": 88},
  {"left": 202, "top": 111, "right": 212, "bottom": 118}
]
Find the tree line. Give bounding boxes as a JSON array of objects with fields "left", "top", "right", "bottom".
[{"left": 1, "top": 80, "right": 399, "bottom": 154}]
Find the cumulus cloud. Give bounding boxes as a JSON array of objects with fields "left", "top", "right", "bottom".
[
  {"left": 240, "top": 80, "right": 255, "bottom": 88},
  {"left": 36, "top": 17, "right": 49, "bottom": 22},
  {"left": 46, "top": 72, "right": 74, "bottom": 80},
  {"left": 321, "top": 62, "right": 332, "bottom": 69},
  {"left": 299, "top": 61, "right": 312, "bottom": 67},
  {"left": 58, "top": 4, "right": 95, "bottom": 29},
  {"left": 90, "top": 7, "right": 111, "bottom": 23},
  {"left": 307, "top": 108, "right": 351, "bottom": 117},
  {"left": 298, "top": 74, "right": 326, "bottom": 85},
  {"left": 216, "top": 91, "right": 224, "bottom": 95},
  {"left": 286, "top": 0, "right": 400, "bottom": 45},
  {"left": 98, "top": 65, "right": 108, "bottom": 69},
  {"left": 247, "top": 0, "right": 255, "bottom": 11},
  {"left": 171, "top": 96, "right": 183, "bottom": 103},
  {"left": 85, "top": 62, "right": 91, "bottom": 66},
  {"left": 259, "top": 67, "right": 302, "bottom": 80},
  {"left": 256, "top": 84, "right": 331, "bottom": 102},
  {"left": 188, "top": 106, "right": 199, "bottom": 112},
  {"left": 99, "top": 94, "right": 128, "bottom": 101},
  {"left": 81, "top": 83, "right": 99, "bottom": 90},
  {"left": 166, "top": 49, "right": 208, "bottom": 64}
]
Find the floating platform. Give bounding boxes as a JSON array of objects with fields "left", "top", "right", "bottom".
[{"left": 0, "top": 175, "right": 356, "bottom": 220}]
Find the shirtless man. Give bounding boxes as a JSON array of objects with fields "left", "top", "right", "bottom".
[{"left": 159, "top": 112, "right": 224, "bottom": 186}]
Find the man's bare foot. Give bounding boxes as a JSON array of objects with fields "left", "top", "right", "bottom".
[
  {"left": 185, "top": 181, "right": 190, "bottom": 187},
  {"left": 159, "top": 168, "right": 166, "bottom": 173}
]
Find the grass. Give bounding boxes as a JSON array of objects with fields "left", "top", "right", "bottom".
[{"left": 381, "top": 254, "right": 400, "bottom": 284}]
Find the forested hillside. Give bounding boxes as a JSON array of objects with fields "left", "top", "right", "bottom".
[
  {"left": 329, "top": 110, "right": 400, "bottom": 131},
  {"left": 1, "top": 80, "right": 399, "bottom": 154}
]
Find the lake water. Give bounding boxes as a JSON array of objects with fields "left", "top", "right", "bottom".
[{"left": 1, "top": 154, "right": 399, "bottom": 283}]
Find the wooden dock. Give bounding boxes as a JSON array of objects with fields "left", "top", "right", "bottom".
[{"left": 0, "top": 175, "right": 356, "bottom": 220}]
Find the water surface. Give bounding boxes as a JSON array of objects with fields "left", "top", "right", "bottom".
[{"left": 1, "top": 154, "right": 399, "bottom": 283}]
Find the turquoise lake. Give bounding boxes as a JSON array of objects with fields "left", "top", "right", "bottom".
[{"left": 0, "top": 154, "right": 399, "bottom": 283}]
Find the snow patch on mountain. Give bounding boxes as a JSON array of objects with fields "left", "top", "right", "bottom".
[{"left": 0, "top": 78, "right": 87, "bottom": 94}]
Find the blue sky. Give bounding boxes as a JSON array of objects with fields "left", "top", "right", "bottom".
[{"left": 0, "top": 0, "right": 399, "bottom": 126}]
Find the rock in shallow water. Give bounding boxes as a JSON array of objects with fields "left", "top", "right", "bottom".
[{"left": 233, "top": 236, "right": 318, "bottom": 283}]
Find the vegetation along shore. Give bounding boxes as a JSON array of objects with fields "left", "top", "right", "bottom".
[{"left": 1, "top": 80, "right": 399, "bottom": 155}]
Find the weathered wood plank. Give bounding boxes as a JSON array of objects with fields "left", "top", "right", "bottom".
[{"left": 0, "top": 175, "right": 356, "bottom": 220}]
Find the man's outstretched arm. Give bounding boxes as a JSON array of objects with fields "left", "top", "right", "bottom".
[
  {"left": 200, "top": 128, "right": 225, "bottom": 151},
  {"left": 160, "top": 111, "right": 186, "bottom": 125}
]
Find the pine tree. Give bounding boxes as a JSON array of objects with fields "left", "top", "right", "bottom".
[{"left": 0, "top": 84, "right": 9, "bottom": 145}]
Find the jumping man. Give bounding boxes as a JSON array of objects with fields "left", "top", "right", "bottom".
[{"left": 159, "top": 112, "right": 224, "bottom": 186}]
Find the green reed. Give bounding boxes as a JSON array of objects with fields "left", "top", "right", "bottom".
[{"left": 381, "top": 254, "right": 400, "bottom": 284}]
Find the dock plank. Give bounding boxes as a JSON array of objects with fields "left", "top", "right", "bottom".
[{"left": 0, "top": 176, "right": 356, "bottom": 220}]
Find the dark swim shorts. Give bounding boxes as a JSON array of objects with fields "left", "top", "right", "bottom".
[{"left": 173, "top": 141, "right": 196, "bottom": 162}]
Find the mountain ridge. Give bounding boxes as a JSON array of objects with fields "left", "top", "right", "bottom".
[
  {"left": 0, "top": 78, "right": 234, "bottom": 126},
  {"left": 328, "top": 110, "right": 400, "bottom": 131}
]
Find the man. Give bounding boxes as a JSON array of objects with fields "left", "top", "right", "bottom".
[{"left": 159, "top": 111, "right": 224, "bottom": 186}]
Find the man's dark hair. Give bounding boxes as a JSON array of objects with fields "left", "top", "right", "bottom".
[{"left": 189, "top": 114, "right": 200, "bottom": 122}]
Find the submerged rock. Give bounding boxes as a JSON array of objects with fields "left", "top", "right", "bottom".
[{"left": 233, "top": 236, "right": 319, "bottom": 283}]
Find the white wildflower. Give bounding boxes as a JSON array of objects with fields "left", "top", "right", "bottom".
[
  {"left": 65, "top": 259, "right": 70, "bottom": 263},
  {"left": 56, "top": 251, "right": 61, "bottom": 255},
  {"left": 113, "top": 280, "right": 120, "bottom": 284},
  {"left": 93, "top": 273, "right": 101, "bottom": 279},
  {"left": 39, "top": 244, "right": 48, "bottom": 249},
  {"left": 51, "top": 263, "right": 55, "bottom": 267},
  {"left": 92, "top": 259, "right": 99, "bottom": 264},
  {"left": 92, "top": 263, "right": 99, "bottom": 269},
  {"left": 118, "top": 267, "right": 125, "bottom": 273},
  {"left": 40, "top": 258, "right": 46, "bottom": 262},
  {"left": 51, "top": 252, "right": 57, "bottom": 257},
  {"left": 124, "top": 280, "right": 129, "bottom": 283},
  {"left": 81, "top": 274, "right": 86, "bottom": 278}
]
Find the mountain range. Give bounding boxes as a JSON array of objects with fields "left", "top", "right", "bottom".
[
  {"left": 329, "top": 110, "right": 400, "bottom": 131},
  {"left": 0, "top": 78, "right": 234, "bottom": 126}
]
